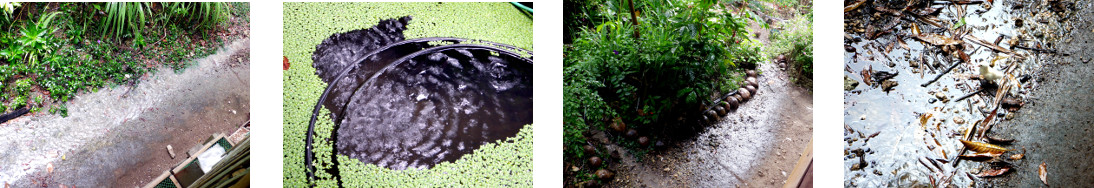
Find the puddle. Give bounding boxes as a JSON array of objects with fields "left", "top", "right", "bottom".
[
  {"left": 309, "top": 17, "right": 533, "bottom": 171},
  {"left": 844, "top": 0, "right": 1075, "bottom": 186}
]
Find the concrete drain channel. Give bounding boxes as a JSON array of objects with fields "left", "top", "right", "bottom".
[{"left": 304, "top": 16, "right": 534, "bottom": 184}]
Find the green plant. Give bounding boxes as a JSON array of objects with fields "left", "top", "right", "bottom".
[
  {"left": 162, "top": 2, "right": 229, "bottom": 32},
  {"left": 767, "top": 13, "right": 812, "bottom": 84},
  {"left": 98, "top": 2, "right": 151, "bottom": 44},
  {"left": 16, "top": 11, "right": 63, "bottom": 69}
]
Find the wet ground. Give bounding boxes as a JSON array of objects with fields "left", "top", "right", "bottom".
[
  {"left": 603, "top": 59, "right": 813, "bottom": 187},
  {"left": 844, "top": 0, "right": 1087, "bottom": 187},
  {"left": 984, "top": 1, "right": 1094, "bottom": 187},
  {"left": 0, "top": 38, "right": 250, "bottom": 187}
]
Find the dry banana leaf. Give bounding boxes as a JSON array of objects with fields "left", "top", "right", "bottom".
[
  {"left": 916, "top": 34, "right": 962, "bottom": 46},
  {"left": 977, "top": 166, "right": 1011, "bottom": 177},
  {"left": 1040, "top": 162, "right": 1048, "bottom": 185},
  {"left": 959, "top": 140, "right": 1010, "bottom": 153},
  {"left": 845, "top": 0, "right": 867, "bottom": 12}
]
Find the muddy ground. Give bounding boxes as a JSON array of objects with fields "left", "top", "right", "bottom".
[
  {"left": 985, "top": 2, "right": 1094, "bottom": 187},
  {"left": 0, "top": 38, "right": 250, "bottom": 187},
  {"left": 843, "top": 0, "right": 1092, "bottom": 187}
]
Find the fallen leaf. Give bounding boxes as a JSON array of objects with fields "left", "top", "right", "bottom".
[
  {"left": 916, "top": 34, "right": 962, "bottom": 46},
  {"left": 977, "top": 166, "right": 1011, "bottom": 177},
  {"left": 1009, "top": 153, "right": 1024, "bottom": 160},
  {"left": 1040, "top": 162, "right": 1048, "bottom": 185},
  {"left": 960, "top": 140, "right": 1010, "bottom": 153},
  {"left": 920, "top": 113, "right": 932, "bottom": 126}
]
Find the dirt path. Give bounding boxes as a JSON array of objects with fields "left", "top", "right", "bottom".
[{"left": 0, "top": 38, "right": 250, "bottom": 187}]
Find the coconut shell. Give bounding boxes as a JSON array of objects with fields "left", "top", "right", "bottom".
[
  {"left": 624, "top": 129, "right": 638, "bottom": 138},
  {"left": 747, "top": 70, "right": 758, "bottom": 77},
  {"left": 638, "top": 136, "right": 650, "bottom": 147},
  {"left": 747, "top": 76, "right": 757, "bottom": 84},
  {"left": 596, "top": 169, "right": 615, "bottom": 180},
  {"left": 588, "top": 156, "right": 603, "bottom": 167},
  {"left": 609, "top": 120, "right": 626, "bottom": 132},
  {"left": 708, "top": 110, "right": 721, "bottom": 122},
  {"left": 726, "top": 96, "right": 739, "bottom": 111},
  {"left": 583, "top": 145, "right": 596, "bottom": 154},
  {"left": 721, "top": 101, "right": 732, "bottom": 112},
  {"left": 738, "top": 88, "right": 752, "bottom": 101},
  {"left": 746, "top": 85, "right": 756, "bottom": 94},
  {"left": 715, "top": 106, "right": 727, "bottom": 117}
]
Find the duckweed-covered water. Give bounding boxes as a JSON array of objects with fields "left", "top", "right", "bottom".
[
  {"left": 283, "top": 2, "right": 533, "bottom": 187},
  {"left": 844, "top": 0, "right": 1071, "bottom": 186}
]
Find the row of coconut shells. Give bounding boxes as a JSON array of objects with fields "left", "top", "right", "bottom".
[{"left": 703, "top": 70, "right": 760, "bottom": 124}]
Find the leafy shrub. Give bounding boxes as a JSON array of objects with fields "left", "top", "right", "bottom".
[
  {"left": 767, "top": 13, "right": 812, "bottom": 85},
  {"left": 162, "top": 2, "right": 230, "bottom": 32},
  {"left": 563, "top": 0, "right": 762, "bottom": 164},
  {"left": 98, "top": 2, "right": 152, "bottom": 44}
]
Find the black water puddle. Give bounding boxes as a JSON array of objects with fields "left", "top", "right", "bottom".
[
  {"left": 843, "top": 0, "right": 1074, "bottom": 186},
  {"left": 307, "top": 16, "right": 533, "bottom": 174}
]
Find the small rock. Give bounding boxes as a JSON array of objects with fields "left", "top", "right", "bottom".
[
  {"left": 935, "top": 92, "right": 949, "bottom": 103},
  {"left": 625, "top": 129, "right": 638, "bottom": 138},
  {"left": 663, "top": 168, "right": 671, "bottom": 172},
  {"left": 845, "top": 76, "right": 859, "bottom": 91},
  {"left": 881, "top": 80, "right": 899, "bottom": 92},
  {"left": 167, "top": 145, "right": 176, "bottom": 159},
  {"left": 953, "top": 117, "right": 966, "bottom": 124}
]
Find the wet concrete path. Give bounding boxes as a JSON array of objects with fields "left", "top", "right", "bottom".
[
  {"left": 609, "top": 60, "right": 813, "bottom": 187},
  {"left": 0, "top": 38, "right": 250, "bottom": 187},
  {"left": 986, "top": 3, "right": 1094, "bottom": 186}
]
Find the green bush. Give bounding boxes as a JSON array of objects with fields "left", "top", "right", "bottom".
[
  {"left": 563, "top": 0, "right": 762, "bottom": 178},
  {"left": 767, "top": 13, "right": 812, "bottom": 84}
]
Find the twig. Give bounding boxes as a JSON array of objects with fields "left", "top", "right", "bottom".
[
  {"left": 954, "top": 88, "right": 984, "bottom": 102},
  {"left": 922, "top": 60, "right": 963, "bottom": 87}
]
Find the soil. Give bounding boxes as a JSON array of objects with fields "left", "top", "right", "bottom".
[{"left": 0, "top": 38, "right": 250, "bottom": 187}]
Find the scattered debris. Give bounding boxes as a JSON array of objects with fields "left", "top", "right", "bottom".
[
  {"left": 1039, "top": 162, "right": 1048, "bottom": 185},
  {"left": 976, "top": 166, "right": 1011, "bottom": 177}
]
